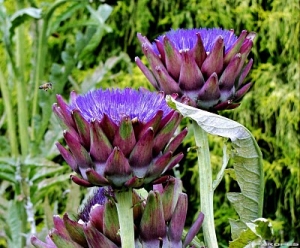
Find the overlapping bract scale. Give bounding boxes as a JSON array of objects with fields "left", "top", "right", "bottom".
[
  {"left": 31, "top": 179, "right": 204, "bottom": 248},
  {"left": 136, "top": 28, "right": 256, "bottom": 111},
  {"left": 53, "top": 88, "right": 187, "bottom": 188}
]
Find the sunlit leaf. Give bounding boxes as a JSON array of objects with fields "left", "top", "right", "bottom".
[
  {"left": 86, "top": 4, "right": 113, "bottom": 26},
  {"left": 9, "top": 7, "right": 41, "bottom": 37},
  {"left": 229, "top": 218, "right": 273, "bottom": 248},
  {"left": 167, "top": 96, "right": 264, "bottom": 240}
]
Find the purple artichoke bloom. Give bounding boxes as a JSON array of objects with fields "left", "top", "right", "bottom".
[
  {"left": 31, "top": 178, "right": 204, "bottom": 248},
  {"left": 53, "top": 88, "right": 187, "bottom": 188},
  {"left": 135, "top": 28, "right": 256, "bottom": 111}
]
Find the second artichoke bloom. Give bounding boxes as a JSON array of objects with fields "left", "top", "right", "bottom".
[
  {"left": 53, "top": 88, "right": 187, "bottom": 188},
  {"left": 31, "top": 179, "right": 204, "bottom": 248},
  {"left": 136, "top": 28, "right": 256, "bottom": 111}
]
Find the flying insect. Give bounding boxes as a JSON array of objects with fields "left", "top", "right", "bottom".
[{"left": 39, "top": 82, "right": 53, "bottom": 91}]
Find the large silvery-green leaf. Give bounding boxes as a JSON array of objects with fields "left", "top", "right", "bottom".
[{"left": 167, "top": 97, "right": 264, "bottom": 239}]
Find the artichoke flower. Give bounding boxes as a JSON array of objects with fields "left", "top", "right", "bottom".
[
  {"left": 135, "top": 28, "right": 256, "bottom": 111},
  {"left": 53, "top": 88, "right": 187, "bottom": 188},
  {"left": 31, "top": 178, "right": 204, "bottom": 248}
]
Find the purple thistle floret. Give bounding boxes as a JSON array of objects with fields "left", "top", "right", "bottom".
[
  {"left": 69, "top": 88, "right": 173, "bottom": 124},
  {"left": 153, "top": 28, "right": 237, "bottom": 54},
  {"left": 31, "top": 178, "right": 204, "bottom": 248},
  {"left": 78, "top": 187, "right": 113, "bottom": 222},
  {"left": 53, "top": 88, "right": 187, "bottom": 189},
  {"left": 136, "top": 28, "right": 256, "bottom": 111}
]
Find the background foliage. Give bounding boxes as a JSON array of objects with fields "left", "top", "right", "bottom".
[{"left": 0, "top": 0, "right": 299, "bottom": 247}]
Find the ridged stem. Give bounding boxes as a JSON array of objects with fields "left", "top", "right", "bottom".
[
  {"left": 114, "top": 189, "right": 135, "bottom": 248},
  {"left": 16, "top": 0, "right": 29, "bottom": 157},
  {"left": 15, "top": 1, "right": 30, "bottom": 246},
  {"left": 192, "top": 120, "right": 218, "bottom": 248},
  {"left": 0, "top": 69, "right": 19, "bottom": 156}
]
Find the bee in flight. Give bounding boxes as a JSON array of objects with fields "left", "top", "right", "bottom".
[{"left": 39, "top": 82, "right": 53, "bottom": 91}]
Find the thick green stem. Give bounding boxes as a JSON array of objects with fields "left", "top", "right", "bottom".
[
  {"left": 114, "top": 189, "right": 135, "bottom": 248},
  {"left": 15, "top": 1, "right": 30, "bottom": 246},
  {"left": 192, "top": 120, "right": 218, "bottom": 248},
  {"left": 16, "top": 0, "right": 29, "bottom": 157},
  {"left": 0, "top": 69, "right": 19, "bottom": 156}
]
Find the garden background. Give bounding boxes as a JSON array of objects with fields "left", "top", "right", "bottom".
[{"left": 0, "top": 0, "right": 299, "bottom": 247}]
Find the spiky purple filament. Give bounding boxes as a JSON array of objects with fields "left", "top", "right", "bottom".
[
  {"left": 78, "top": 187, "right": 108, "bottom": 222},
  {"left": 153, "top": 28, "right": 237, "bottom": 54},
  {"left": 68, "top": 88, "right": 172, "bottom": 124}
]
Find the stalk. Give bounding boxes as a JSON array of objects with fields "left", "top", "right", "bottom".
[
  {"left": 114, "top": 189, "right": 135, "bottom": 248},
  {"left": 16, "top": 0, "right": 29, "bottom": 157},
  {"left": 192, "top": 120, "right": 218, "bottom": 248},
  {"left": 14, "top": 1, "right": 31, "bottom": 246},
  {"left": 0, "top": 69, "right": 18, "bottom": 156}
]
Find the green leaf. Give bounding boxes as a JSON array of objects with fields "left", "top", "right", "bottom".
[
  {"left": 41, "top": 114, "right": 63, "bottom": 159},
  {"left": 0, "top": 162, "right": 15, "bottom": 174},
  {"left": 48, "top": 2, "right": 87, "bottom": 34},
  {"left": 0, "top": 172, "right": 16, "bottom": 183},
  {"left": 246, "top": 218, "right": 273, "bottom": 239},
  {"left": 43, "top": 196, "right": 54, "bottom": 230},
  {"left": 79, "top": 26, "right": 107, "bottom": 60},
  {"left": 30, "top": 166, "right": 67, "bottom": 182},
  {"left": 81, "top": 53, "right": 131, "bottom": 92},
  {"left": 0, "top": 135, "right": 11, "bottom": 156},
  {"left": 0, "top": 196, "right": 8, "bottom": 223},
  {"left": 24, "top": 156, "right": 61, "bottom": 167},
  {"left": 86, "top": 4, "right": 113, "bottom": 26},
  {"left": 10, "top": 7, "right": 41, "bottom": 36},
  {"left": 5, "top": 200, "right": 26, "bottom": 248},
  {"left": 78, "top": 4, "right": 113, "bottom": 60},
  {"left": 225, "top": 168, "right": 237, "bottom": 181},
  {"left": 97, "top": 4, "right": 113, "bottom": 23},
  {"left": 167, "top": 97, "right": 264, "bottom": 239},
  {"left": 11, "top": 7, "right": 41, "bottom": 20},
  {"left": 0, "top": 159, "right": 16, "bottom": 183},
  {"left": 37, "top": 174, "right": 70, "bottom": 191},
  {"left": 0, "top": 157, "right": 17, "bottom": 166},
  {"left": 229, "top": 218, "right": 273, "bottom": 247},
  {"left": 65, "top": 183, "right": 81, "bottom": 214}
]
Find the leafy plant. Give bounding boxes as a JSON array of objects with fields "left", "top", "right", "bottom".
[{"left": 0, "top": 1, "right": 118, "bottom": 246}]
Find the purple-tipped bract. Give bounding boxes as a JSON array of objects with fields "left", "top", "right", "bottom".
[
  {"left": 136, "top": 28, "right": 256, "bottom": 111},
  {"left": 31, "top": 178, "right": 204, "bottom": 248},
  {"left": 53, "top": 88, "right": 187, "bottom": 188}
]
